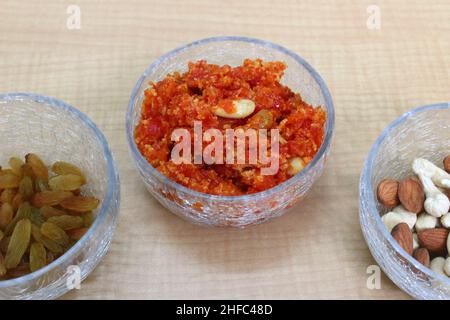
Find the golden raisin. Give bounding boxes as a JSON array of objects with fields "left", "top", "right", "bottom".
[
  {"left": 40, "top": 222, "right": 69, "bottom": 246},
  {"left": 51, "top": 161, "right": 86, "bottom": 183},
  {"left": 29, "top": 242, "right": 46, "bottom": 272},
  {"left": 0, "top": 203, "right": 13, "bottom": 230},
  {"left": 18, "top": 176, "right": 34, "bottom": 199},
  {"left": 82, "top": 212, "right": 95, "bottom": 227},
  {"left": 0, "top": 189, "right": 16, "bottom": 204},
  {"left": 8, "top": 157, "right": 24, "bottom": 177},
  {"left": 5, "top": 202, "right": 32, "bottom": 235},
  {"left": 47, "top": 215, "right": 83, "bottom": 230},
  {"left": 67, "top": 227, "right": 88, "bottom": 241},
  {"left": 48, "top": 174, "right": 84, "bottom": 191},
  {"left": 11, "top": 193, "right": 23, "bottom": 212},
  {"left": 40, "top": 206, "right": 66, "bottom": 219},
  {"left": 5, "top": 219, "right": 31, "bottom": 269},
  {"left": 25, "top": 153, "right": 48, "bottom": 181},
  {"left": 0, "top": 172, "right": 21, "bottom": 189},
  {"left": 0, "top": 253, "right": 7, "bottom": 276},
  {"left": 32, "top": 191, "right": 72, "bottom": 208},
  {"left": 60, "top": 196, "right": 100, "bottom": 213},
  {"left": 31, "top": 224, "right": 63, "bottom": 254},
  {"left": 0, "top": 154, "right": 100, "bottom": 280}
]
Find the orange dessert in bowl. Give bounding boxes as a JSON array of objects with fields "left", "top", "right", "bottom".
[{"left": 127, "top": 37, "right": 334, "bottom": 227}]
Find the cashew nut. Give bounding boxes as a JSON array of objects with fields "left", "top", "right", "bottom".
[
  {"left": 431, "top": 257, "right": 447, "bottom": 276},
  {"left": 421, "top": 176, "right": 449, "bottom": 217},
  {"left": 214, "top": 99, "right": 255, "bottom": 119},
  {"left": 381, "top": 205, "right": 417, "bottom": 232},
  {"left": 441, "top": 213, "right": 450, "bottom": 229},
  {"left": 447, "top": 231, "right": 450, "bottom": 254},
  {"left": 415, "top": 213, "right": 438, "bottom": 233},
  {"left": 413, "top": 158, "right": 450, "bottom": 189},
  {"left": 288, "top": 157, "right": 305, "bottom": 176},
  {"left": 413, "top": 160, "right": 450, "bottom": 217},
  {"left": 444, "top": 258, "right": 450, "bottom": 277}
]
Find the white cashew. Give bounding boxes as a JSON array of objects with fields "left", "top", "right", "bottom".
[
  {"left": 413, "top": 159, "right": 450, "bottom": 218},
  {"left": 214, "top": 99, "right": 255, "bottom": 119},
  {"left": 413, "top": 158, "right": 450, "bottom": 189},
  {"left": 418, "top": 175, "right": 449, "bottom": 217},
  {"left": 441, "top": 213, "right": 450, "bottom": 229},
  {"left": 393, "top": 205, "right": 414, "bottom": 215},
  {"left": 288, "top": 157, "right": 305, "bottom": 176},
  {"left": 415, "top": 213, "right": 438, "bottom": 232},
  {"left": 381, "top": 205, "right": 417, "bottom": 232},
  {"left": 444, "top": 258, "right": 450, "bottom": 277},
  {"left": 430, "top": 257, "right": 447, "bottom": 276},
  {"left": 447, "top": 232, "right": 450, "bottom": 254},
  {"left": 413, "top": 233, "right": 419, "bottom": 250}
]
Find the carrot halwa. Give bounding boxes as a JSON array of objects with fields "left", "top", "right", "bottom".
[{"left": 134, "top": 59, "right": 327, "bottom": 196}]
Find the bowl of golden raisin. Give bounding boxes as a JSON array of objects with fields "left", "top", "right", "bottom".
[{"left": 0, "top": 93, "right": 120, "bottom": 299}]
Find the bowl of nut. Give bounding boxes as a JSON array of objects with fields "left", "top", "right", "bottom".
[
  {"left": 360, "top": 102, "right": 450, "bottom": 299},
  {"left": 126, "top": 36, "right": 334, "bottom": 227},
  {"left": 0, "top": 93, "right": 120, "bottom": 299}
]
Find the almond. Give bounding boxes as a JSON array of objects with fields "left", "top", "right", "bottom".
[
  {"left": 391, "top": 223, "right": 413, "bottom": 255},
  {"left": 377, "top": 179, "right": 399, "bottom": 208},
  {"left": 413, "top": 248, "right": 430, "bottom": 267},
  {"left": 398, "top": 177, "right": 424, "bottom": 214},
  {"left": 418, "top": 228, "right": 450, "bottom": 254},
  {"left": 444, "top": 155, "right": 450, "bottom": 173}
]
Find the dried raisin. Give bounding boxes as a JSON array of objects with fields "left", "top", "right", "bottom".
[
  {"left": 0, "top": 172, "right": 20, "bottom": 189},
  {"left": 40, "top": 222, "right": 69, "bottom": 246},
  {"left": 32, "top": 191, "right": 72, "bottom": 207},
  {"left": 5, "top": 219, "right": 31, "bottom": 269},
  {"left": 25, "top": 153, "right": 48, "bottom": 181},
  {"left": 40, "top": 206, "right": 65, "bottom": 219},
  {"left": 29, "top": 242, "right": 46, "bottom": 272},
  {"left": 47, "top": 215, "right": 83, "bottom": 230},
  {"left": 49, "top": 174, "right": 84, "bottom": 191},
  {"left": 0, "top": 203, "right": 13, "bottom": 230},
  {"left": 51, "top": 161, "right": 86, "bottom": 183},
  {"left": 60, "top": 196, "right": 100, "bottom": 213}
]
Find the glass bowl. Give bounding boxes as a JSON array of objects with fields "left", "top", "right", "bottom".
[
  {"left": 0, "top": 93, "right": 120, "bottom": 299},
  {"left": 126, "top": 36, "right": 334, "bottom": 227},
  {"left": 360, "top": 102, "right": 450, "bottom": 299}
]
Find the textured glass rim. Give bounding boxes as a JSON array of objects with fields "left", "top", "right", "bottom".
[
  {"left": 126, "top": 36, "right": 335, "bottom": 202},
  {"left": 0, "top": 93, "right": 120, "bottom": 288},
  {"left": 360, "top": 102, "right": 450, "bottom": 285}
]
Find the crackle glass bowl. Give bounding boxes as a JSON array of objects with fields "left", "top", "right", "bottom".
[
  {"left": 0, "top": 93, "right": 120, "bottom": 299},
  {"left": 360, "top": 102, "right": 450, "bottom": 299},
  {"left": 126, "top": 36, "right": 334, "bottom": 227}
]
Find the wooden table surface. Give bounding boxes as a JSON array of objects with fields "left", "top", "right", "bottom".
[{"left": 1, "top": 0, "right": 449, "bottom": 300}]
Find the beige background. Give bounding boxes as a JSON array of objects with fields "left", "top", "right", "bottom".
[{"left": 0, "top": 0, "right": 449, "bottom": 299}]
